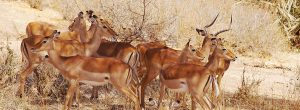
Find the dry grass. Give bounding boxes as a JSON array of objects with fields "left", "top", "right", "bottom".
[
  {"left": 0, "top": 42, "right": 19, "bottom": 89},
  {"left": 0, "top": 0, "right": 299, "bottom": 109},
  {"left": 16, "top": 0, "right": 291, "bottom": 57}
]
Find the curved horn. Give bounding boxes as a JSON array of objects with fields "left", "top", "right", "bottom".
[
  {"left": 214, "top": 15, "right": 232, "bottom": 36},
  {"left": 204, "top": 13, "right": 220, "bottom": 30}
]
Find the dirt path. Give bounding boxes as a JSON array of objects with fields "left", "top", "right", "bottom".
[
  {"left": 222, "top": 56, "right": 300, "bottom": 101},
  {"left": 0, "top": 1, "right": 69, "bottom": 63}
]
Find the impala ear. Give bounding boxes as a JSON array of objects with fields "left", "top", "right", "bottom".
[
  {"left": 186, "top": 38, "right": 191, "bottom": 46},
  {"left": 93, "top": 15, "right": 98, "bottom": 19},
  {"left": 78, "top": 11, "right": 83, "bottom": 17},
  {"left": 89, "top": 10, "right": 94, "bottom": 14},
  {"left": 86, "top": 10, "right": 94, "bottom": 16},
  {"left": 196, "top": 28, "right": 205, "bottom": 36}
]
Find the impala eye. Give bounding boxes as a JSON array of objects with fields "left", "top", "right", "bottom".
[
  {"left": 43, "top": 41, "right": 47, "bottom": 43},
  {"left": 103, "top": 26, "right": 107, "bottom": 28},
  {"left": 192, "top": 49, "right": 196, "bottom": 51},
  {"left": 222, "top": 48, "right": 226, "bottom": 51}
]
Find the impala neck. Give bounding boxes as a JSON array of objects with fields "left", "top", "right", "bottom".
[
  {"left": 48, "top": 50, "right": 67, "bottom": 69},
  {"left": 84, "top": 21, "right": 102, "bottom": 56},
  {"left": 197, "top": 38, "right": 212, "bottom": 62},
  {"left": 178, "top": 47, "right": 190, "bottom": 63},
  {"left": 75, "top": 26, "right": 88, "bottom": 43},
  {"left": 205, "top": 46, "right": 220, "bottom": 72}
]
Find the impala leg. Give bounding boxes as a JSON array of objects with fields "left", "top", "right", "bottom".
[
  {"left": 75, "top": 83, "right": 80, "bottom": 108},
  {"left": 190, "top": 93, "right": 204, "bottom": 110},
  {"left": 212, "top": 75, "right": 220, "bottom": 103},
  {"left": 64, "top": 80, "right": 77, "bottom": 110},
  {"left": 190, "top": 95, "right": 196, "bottom": 110},
  {"left": 212, "top": 77, "right": 216, "bottom": 101},
  {"left": 68, "top": 91, "right": 74, "bottom": 108},
  {"left": 111, "top": 82, "right": 140, "bottom": 110},
  {"left": 71, "top": 83, "right": 80, "bottom": 107},
  {"left": 157, "top": 83, "right": 165, "bottom": 108},
  {"left": 90, "top": 86, "right": 99, "bottom": 100},
  {"left": 140, "top": 68, "right": 158, "bottom": 108},
  {"left": 217, "top": 73, "right": 224, "bottom": 99},
  {"left": 18, "top": 64, "right": 35, "bottom": 98},
  {"left": 130, "top": 82, "right": 139, "bottom": 103},
  {"left": 175, "top": 92, "right": 187, "bottom": 107},
  {"left": 190, "top": 90, "right": 213, "bottom": 110},
  {"left": 203, "top": 94, "right": 215, "bottom": 110}
]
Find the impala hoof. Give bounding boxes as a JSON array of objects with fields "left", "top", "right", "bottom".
[
  {"left": 148, "top": 98, "right": 153, "bottom": 101},
  {"left": 90, "top": 95, "right": 98, "bottom": 100},
  {"left": 71, "top": 102, "right": 79, "bottom": 108},
  {"left": 176, "top": 100, "right": 180, "bottom": 104},
  {"left": 15, "top": 90, "right": 23, "bottom": 98}
]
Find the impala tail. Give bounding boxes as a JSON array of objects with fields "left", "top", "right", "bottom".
[
  {"left": 20, "top": 39, "right": 29, "bottom": 65},
  {"left": 127, "top": 52, "right": 140, "bottom": 85},
  {"left": 203, "top": 75, "right": 213, "bottom": 93}
]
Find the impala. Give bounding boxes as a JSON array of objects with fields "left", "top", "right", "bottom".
[
  {"left": 136, "top": 41, "right": 167, "bottom": 78},
  {"left": 18, "top": 12, "right": 87, "bottom": 98},
  {"left": 83, "top": 10, "right": 140, "bottom": 99},
  {"left": 196, "top": 15, "right": 235, "bottom": 106},
  {"left": 90, "top": 40, "right": 141, "bottom": 99},
  {"left": 25, "top": 21, "right": 56, "bottom": 45},
  {"left": 157, "top": 43, "right": 237, "bottom": 110},
  {"left": 85, "top": 10, "right": 117, "bottom": 42},
  {"left": 56, "top": 11, "right": 88, "bottom": 43},
  {"left": 53, "top": 14, "right": 117, "bottom": 57},
  {"left": 31, "top": 31, "right": 140, "bottom": 110},
  {"left": 139, "top": 14, "right": 223, "bottom": 108},
  {"left": 211, "top": 40, "right": 237, "bottom": 106}
]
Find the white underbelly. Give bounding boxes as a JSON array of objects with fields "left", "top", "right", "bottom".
[
  {"left": 80, "top": 80, "right": 108, "bottom": 86},
  {"left": 78, "top": 71, "right": 111, "bottom": 86},
  {"left": 163, "top": 79, "right": 189, "bottom": 93}
]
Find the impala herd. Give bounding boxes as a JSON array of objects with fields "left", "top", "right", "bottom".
[{"left": 18, "top": 10, "right": 237, "bottom": 110}]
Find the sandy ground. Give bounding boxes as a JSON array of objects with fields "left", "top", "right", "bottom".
[
  {"left": 0, "top": 1, "right": 69, "bottom": 64},
  {"left": 223, "top": 56, "right": 300, "bottom": 100},
  {"left": 0, "top": 1, "right": 299, "bottom": 110}
]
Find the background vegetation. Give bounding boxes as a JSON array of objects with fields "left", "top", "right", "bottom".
[{"left": 0, "top": 0, "right": 299, "bottom": 109}]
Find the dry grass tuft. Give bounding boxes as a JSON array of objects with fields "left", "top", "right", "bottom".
[
  {"left": 0, "top": 43, "right": 18, "bottom": 89},
  {"left": 230, "top": 67, "right": 262, "bottom": 105},
  {"left": 25, "top": 0, "right": 42, "bottom": 10}
]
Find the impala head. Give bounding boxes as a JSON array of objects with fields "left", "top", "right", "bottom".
[
  {"left": 31, "top": 30, "right": 60, "bottom": 52},
  {"left": 184, "top": 38, "right": 197, "bottom": 54},
  {"left": 178, "top": 39, "right": 202, "bottom": 63},
  {"left": 196, "top": 14, "right": 232, "bottom": 46},
  {"left": 195, "top": 14, "right": 232, "bottom": 59},
  {"left": 100, "top": 19, "right": 118, "bottom": 41},
  {"left": 86, "top": 10, "right": 94, "bottom": 18},
  {"left": 88, "top": 14, "right": 118, "bottom": 41},
  {"left": 68, "top": 11, "right": 86, "bottom": 32},
  {"left": 214, "top": 44, "right": 237, "bottom": 61}
]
